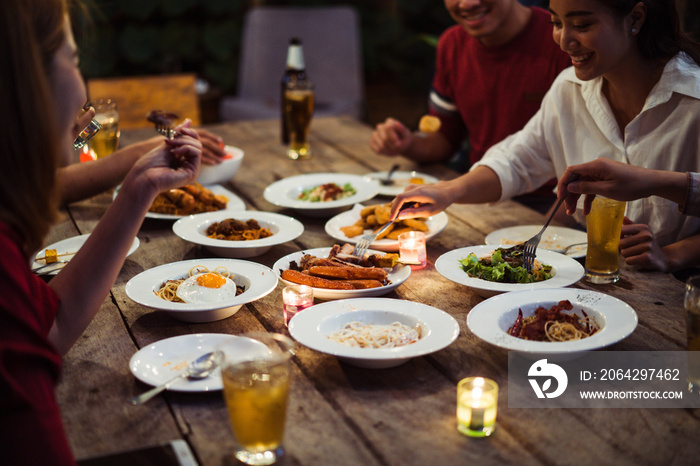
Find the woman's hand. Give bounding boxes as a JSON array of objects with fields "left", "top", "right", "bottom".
[
  {"left": 71, "top": 106, "right": 96, "bottom": 140},
  {"left": 196, "top": 128, "right": 227, "bottom": 165},
  {"left": 619, "top": 217, "right": 670, "bottom": 272},
  {"left": 389, "top": 181, "right": 455, "bottom": 221},
  {"left": 122, "top": 119, "right": 202, "bottom": 197}
]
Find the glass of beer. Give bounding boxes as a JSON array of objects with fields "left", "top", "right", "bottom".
[
  {"left": 283, "top": 81, "right": 314, "bottom": 160},
  {"left": 585, "top": 197, "right": 626, "bottom": 284},
  {"left": 219, "top": 333, "right": 294, "bottom": 465},
  {"left": 684, "top": 276, "right": 700, "bottom": 393},
  {"left": 89, "top": 99, "right": 120, "bottom": 158}
]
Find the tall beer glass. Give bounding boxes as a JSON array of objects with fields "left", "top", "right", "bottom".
[
  {"left": 219, "top": 333, "right": 294, "bottom": 465},
  {"left": 283, "top": 81, "right": 314, "bottom": 160},
  {"left": 89, "top": 99, "right": 120, "bottom": 158},
  {"left": 585, "top": 197, "right": 626, "bottom": 284}
]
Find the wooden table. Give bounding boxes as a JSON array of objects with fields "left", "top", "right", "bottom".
[{"left": 53, "top": 116, "right": 698, "bottom": 465}]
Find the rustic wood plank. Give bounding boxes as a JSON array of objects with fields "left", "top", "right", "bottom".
[{"left": 53, "top": 116, "right": 699, "bottom": 465}]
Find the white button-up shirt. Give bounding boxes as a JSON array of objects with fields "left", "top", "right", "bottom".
[{"left": 474, "top": 53, "right": 700, "bottom": 246}]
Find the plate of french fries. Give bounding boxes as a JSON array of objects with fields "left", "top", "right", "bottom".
[{"left": 324, "top": 203, "right": 448, "bottom": 252}]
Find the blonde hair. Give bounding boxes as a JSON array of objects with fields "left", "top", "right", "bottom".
[{"left": 0, "top": 0, "right": 67, "bottom": 254}]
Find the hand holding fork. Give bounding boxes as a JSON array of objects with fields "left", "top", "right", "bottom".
[
  {"left": 522, "top": 174, "right": 580, "bottom": 272},
  {"left": 352, "top": 202, "right": 419, "bottom": 258},
  {"left": 147, "top": 110, "right": 179, "bottom": 139}
]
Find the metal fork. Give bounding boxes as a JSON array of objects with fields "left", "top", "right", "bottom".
[
  {"left": 352, "top": 202, "right": 417, "bottom": 258},
  {"left": 156, "top": 124, "right": 175, "bottom": 140},
  {"left": 147, "top": 110, "right": 179, "bottom": 140},
  {"left": 522, "top": 174, "right": 580, "bottom": 272}
]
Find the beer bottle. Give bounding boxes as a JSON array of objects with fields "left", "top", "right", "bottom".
[{"left": 281, "top": 37, "right": 310, "bottom": 144}]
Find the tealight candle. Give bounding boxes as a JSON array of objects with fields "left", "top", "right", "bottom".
[
  {"left": 398, "top": 231, "right": 427, "bottom": 270},
  {"left": 456, "top": 377, "right": 498, "bottom": 437},
  {"left": 282, "top": 284, "right": 314, "bottom": 326}
]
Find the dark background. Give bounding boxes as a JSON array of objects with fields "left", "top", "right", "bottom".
[{"left": 72, "top": 0, "right": 700, "bottom": 127}]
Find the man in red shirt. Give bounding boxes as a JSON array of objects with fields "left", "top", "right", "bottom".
[{"left": 370, "top": 0, "right": 570, "bottom": 211}]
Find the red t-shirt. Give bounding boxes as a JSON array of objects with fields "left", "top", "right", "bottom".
[
  {"left": 0, "top": 222, "right": 75, "bottom": 465},
  {"left": 430, "top": 7, "right": 571, "bottom": 195}
]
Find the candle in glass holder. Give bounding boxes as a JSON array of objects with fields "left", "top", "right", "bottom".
[
  {"left": 398, "top": 231, "right": 426, "bottom": 269},
  {"left": 282, "top": 284, "right": 314, "bottom": 326},
  {"left": 457, "top": 377, "right": 498, "bottom": 437}
]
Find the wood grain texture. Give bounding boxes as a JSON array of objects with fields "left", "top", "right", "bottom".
[{"left": 55, "top": 116, "right": 698, "bottom": 465}]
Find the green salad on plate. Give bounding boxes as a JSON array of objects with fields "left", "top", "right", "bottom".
[{"left": 459, "top": 246, "right": 552, "bottom": 284}]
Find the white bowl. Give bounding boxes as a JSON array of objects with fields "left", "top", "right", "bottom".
[
  {"left": 33, "top": 233, "right": 139, "bottom": 276},
  {"left": 125, "top": 258, "right": 277, "bottom": 322},
  {"left": 289, "top": 297, "right": 460, "bottom": 369},
  {"left": 325, "top": 203, "right": 448, "bottom": 252},
  {"left": 365, "top": 170, "right": 439, "bottom": 197},
  {"left": 435, "top": 245, "right": 584, "bottom": 298},
  {"left": 196, "top": 145, "right": 244, "bottom": 185},
  {"left": 272, "top": 247, "right": 411, "bottom": 300},
  {"left": 467, "top": 288, "right": 638, "bottom": 359},
  {"left": 173, "top": 210, "right": 304, "bottom": 258},
  {"left": 263, "top": 173, "right": 380, "bottom": 218}
]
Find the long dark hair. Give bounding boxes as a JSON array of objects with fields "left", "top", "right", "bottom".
[
  {"left": 605, "top": 0, "right": 700, "bottom": 65},
  {"left": 0, "top": 0, "right": 66, "bottom": 253}
]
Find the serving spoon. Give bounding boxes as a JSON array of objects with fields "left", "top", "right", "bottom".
[
  {"left": 380, "top": 164, "right": 400, "bottom": 186},
  {"left": 131, "top": 351, "right": 218, "bottom": 405}
]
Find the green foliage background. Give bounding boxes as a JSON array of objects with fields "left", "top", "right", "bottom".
[{"left": 72, "top": 0, "right": 453, "bottom": 96}]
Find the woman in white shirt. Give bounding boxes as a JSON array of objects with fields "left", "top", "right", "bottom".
[{"left": 391, "top": 0, "right": 700, "bottom": 273}]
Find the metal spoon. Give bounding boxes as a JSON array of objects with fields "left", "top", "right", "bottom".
[
  {"left": 554, "top": 241, "right": 587, "bottom": 255},
  {"left": 380, "top": 164, "right": 400, "bottom": 186},
  {"left": 130, "top": 351, "right": 218, "bottom": 405}
]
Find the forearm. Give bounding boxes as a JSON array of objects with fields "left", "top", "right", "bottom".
[
  {"left": 662, "top": 233, "right": 700, "bottom": 273},
  {"left": 56, "top": 137, "right": 161, "bottom": 204},
  {"left": 47, "top": 181, "right": 157, "bottom": 354},
  {"left": 652, "top": 170, "right": 688, "bottom": 207},
  {"left": 402, "top": 133, "right": 454, "bottom": 164},
  {"left": 446, "top": 166, "right": 503, "bottom": 204}
]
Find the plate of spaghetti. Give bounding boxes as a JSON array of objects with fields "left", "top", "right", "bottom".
[
  {"left": 288, "top": 297, "right": 459, "bottom": 369},
  {"left": 466, "top": 288, "right": 638, "bottom": 357},
  {"left": 125, "top": 258, "right": 277, "bottom": 322},
  {"left": 172, "top": 211, "right": 304, "bottom": 258}
]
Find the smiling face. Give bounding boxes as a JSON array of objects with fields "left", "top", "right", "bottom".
[
  {"left": 444, "top": 0, "right": 525, "bottom": 46},
  {"left": 549, "top": 0, "right": 640, "bottom": 81}
]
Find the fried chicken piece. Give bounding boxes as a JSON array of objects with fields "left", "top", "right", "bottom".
[{"left": 161, "top": 189, "right": 195, "bottom": 214}]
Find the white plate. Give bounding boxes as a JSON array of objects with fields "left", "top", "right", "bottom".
[
  {"left": 129, "top": 333, "right": 261, "bottom": 392},
  {"left": 196, "top": 145, "right": 244, "bottom": 185},
  {"left": 125, "top": 258, "right": 277, "bottom": 322},
  {"left": 114, "top": 184, "right": 247, "bottom": 220},
  {"left": 172, "top": 210, "right": 304, "bottom": 258},
  {"left": 467, "top": 288, "right": 638, "bottom": 358},
  {"left": 486, "top": 225, "right": 587, "bottom": 258},
  {"left": 288, "top": 297, "right": 460, "bottom": 369},
  {"left": 272, "top": 247, "right": 411, "bottom": 300},
  {"left": 324, "top": 204, "right": 449, "bottom": 252},
  {"left": 33, "top": 233, "right": 139, "bottom": 276},
  {"left": 263, "top": 173, "right": 379, "bottom": 218},
  {"left": 366, "top": 170, "right": 439, "bottom": 197},
  {"left": 435, "top": 245, "right": 584, "bottom": 298}
]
